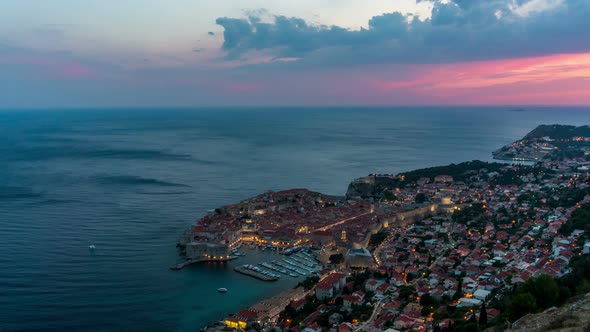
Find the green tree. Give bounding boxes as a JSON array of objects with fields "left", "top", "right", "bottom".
[
  {"left": 508, "top": 293, "right": 536, "bottom": 321},
  {"left": 518, "top": 274, "right": 559, "bottom": 310},
  {"left": 383, "top": 190, "right": 398, "bottom": 202},
  {"left": 453, "top": 282, "right": 463, "bottom": 301},
  {"left": 399, "top": 285, "right": 416, "bottom": 301},
  {"left": 479, "top": 302, "right": 488, "bottom": 327},
  {"left": 329, "top": 253, "right": 344, "bottom": 264},
  {"left": 416, "top": 193, "right": 427, "bottom": 204}
]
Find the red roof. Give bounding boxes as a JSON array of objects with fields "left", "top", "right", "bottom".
[{"left": 232, "top": 309, "right": 258, "bottom": 321}]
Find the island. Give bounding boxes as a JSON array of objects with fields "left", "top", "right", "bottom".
[{"left": 178, "top": 125, "right": 590, "bottom": 332}]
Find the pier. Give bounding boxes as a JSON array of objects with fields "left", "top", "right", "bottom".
[
  {"left": 170, "top": 256, "right": 235, "bottom": 270},
  {"left": 234, "top": 266, "right": 278, "bottom": 281}
]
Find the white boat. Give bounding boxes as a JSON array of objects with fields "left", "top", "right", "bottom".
[
  {"left": 89, "top": 245, "right": 96, "bottom": 250},
  {"left": 217, "top": 288, "right": 228, "bottom": 293}
]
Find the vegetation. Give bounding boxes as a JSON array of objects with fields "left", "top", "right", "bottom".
[
  {"left": 399, "top": 160, "right": 506, "bottom": 185},
  {"left": 452, "top": 203, "right": 487, "bottom": 225},
  {"left": 278, "top": 295, "right": 319, "bottom": 327},
  {"left": 507, "top": 274, "right": 559, "bottom": 321},
  {"left": 490, "top": 255, "right": 590, "bottom": 328},
  {"left": 479, "top": 302, "right": 487, "bottom": 327},
  {"left": 329, "top": 253, "right": 344, "bottom": 264},
  {"left": 382, "top": 190, "right": 398, "bottom": 202},
  {"left": 560, "top": 202, "right": 590, "bottom": 237},
  {"left": 452, "top": 281, "right": 463, "bottom": 301},
  {"left": 559, "top": 254, "right": 590, "bottom": 296},
  {"left": 488, "top": 165, "right": 549, "bottom": 186},
  {"left": 548, "top": 181, "right": 590, "bottom": 209},
  {"left": 399, "top": 285, "right": 416, "bottom": 301},
  {"left": 296, "top": 276, "right": 320, "bottom": 290},
  {"left": 415, "top": 192, "right": 427, "bottom": 204},
  {"left": 524, "top": 124, "right": 590, "bottom": 140}
]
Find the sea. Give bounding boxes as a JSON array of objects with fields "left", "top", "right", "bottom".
[{"left": 1, "top": 106, "right": 590, "bottom": 331}]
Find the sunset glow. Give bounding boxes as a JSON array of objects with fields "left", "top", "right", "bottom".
[
  {"left": 370, "top": 53, "right": 590, "bottom": 105},
  {"left": 1, "top": 0, "right": 589, "bottom": 107}
]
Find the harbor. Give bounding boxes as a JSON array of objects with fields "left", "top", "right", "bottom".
[
  {"left": 234, "top": 249, "right": 321, "bottom": 281},
  {"left": 233, "top": 266, "right": 279, "bottom": 281}
]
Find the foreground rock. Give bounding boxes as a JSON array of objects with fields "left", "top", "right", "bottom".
[{"left": 508, "top": 293, "right": 590, "bottom": 332}]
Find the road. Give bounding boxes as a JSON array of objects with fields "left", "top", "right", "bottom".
[{"left": 354, "top": 298, "right": 386, "bottom": 332}]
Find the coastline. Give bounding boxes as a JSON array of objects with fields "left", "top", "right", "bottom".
[
  {"left": 5, "top": 110, "right": 590, "bottom": 331},
  {"left": 181, "top": 123, "right": 590, "bottom": 330}
]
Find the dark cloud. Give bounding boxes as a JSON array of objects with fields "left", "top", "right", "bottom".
[{"left": 215, "top": 0, "right": 590, "bottom": 65}]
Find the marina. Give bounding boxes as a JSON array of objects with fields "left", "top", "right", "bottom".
[
  {"left": 247, "top": 250, "right": 320, "bottom": 279},
  {"left": 233, "top": 266, "right": 279, "bottom": 281},
  {"left": 226, "top": 248, "right": 321, "bottom": 282}
]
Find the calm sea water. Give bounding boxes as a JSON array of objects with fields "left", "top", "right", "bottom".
[{"left": 1, "top": 107, "right": 590, "bottom": 331}]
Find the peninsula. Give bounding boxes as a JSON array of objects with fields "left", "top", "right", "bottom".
[
  {"left": 178, "top": 125, "right": 590, "bottom": 331},
  {"left": 493, "top": 124, "right": 590, "bottom": 162}
]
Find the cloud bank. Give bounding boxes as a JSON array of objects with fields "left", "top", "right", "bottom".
[{"left": 215, "top": 0, "right": 590, "bottom": 65}]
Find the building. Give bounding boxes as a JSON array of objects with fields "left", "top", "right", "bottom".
[
  {"left": 225, "top": 309, "right": 259, "bottom": 329},
  {"left": 185, "top": 242, "right": 229, "bottom": 260},
  {"left": 457, "top": 298, "right": 483, "bottom": 307},
  {"left": 473, "top": 289, "right": 491, "bottom": 301},
  {"left": 345, "top": 247, "right": 375, "bottom": 268},
  {"left": 316, "top": 282, "right": 334, "bottom": 300},
  {"left": 315, "top": 272, "right": 347, "bottom": 300}
]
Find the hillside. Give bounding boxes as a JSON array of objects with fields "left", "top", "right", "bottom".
[
  {"left": 507, "top": 293, "right": 590, "bottom": 332},
  {"left": 494, "top": 124, "right": 590, "bottom": 161},
  {"left": 345, "top": 160, "right": 538, "bottom": 200},
  {"left": 524, "top": 124, "right": 590, "bottom": 140}
]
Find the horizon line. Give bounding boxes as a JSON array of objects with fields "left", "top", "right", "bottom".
[{"left": 1, "top": 104, "right": 590, "bottom": 111}]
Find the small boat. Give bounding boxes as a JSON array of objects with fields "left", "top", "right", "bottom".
[
  {"left": 217, "top": 288, "right": 228, "bottom": 293},
  {"left": 89, "top": 245, "right": 96, "bottom": 250}
]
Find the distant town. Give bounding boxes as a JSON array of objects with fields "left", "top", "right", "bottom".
[{"left": 176, "top": 125, "right": 590, "bottom": 332}]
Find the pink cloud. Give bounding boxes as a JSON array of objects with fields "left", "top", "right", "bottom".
[
  {"left": 365, "top": 52, "right": 590, "bottom": 105},
  {"left": 0, "top": 53, "right": 96, "bottom": 79}
]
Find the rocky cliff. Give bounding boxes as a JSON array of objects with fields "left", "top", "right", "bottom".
[{"left": 345, "top": 175, "right": 399, "bottom": 200}]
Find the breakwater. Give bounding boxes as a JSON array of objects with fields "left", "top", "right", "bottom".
[
  {"left": 170, "top": 256, "right": 235, "bottom": 270},
  {"left": 234, "top": 266, "right": 278, "bottom": 281}
]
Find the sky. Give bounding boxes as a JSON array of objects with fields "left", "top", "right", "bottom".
[{"left": 0, "top": 0, "right": 589, "bottom": 107}]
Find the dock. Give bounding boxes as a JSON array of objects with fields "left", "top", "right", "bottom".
[{"left": 234, "top": 266, "right": 278, "bottom": 281}]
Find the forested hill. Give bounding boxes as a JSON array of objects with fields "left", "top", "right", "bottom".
[{"left": 524, "top": 124, "right": 590, "bottom": 140}]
